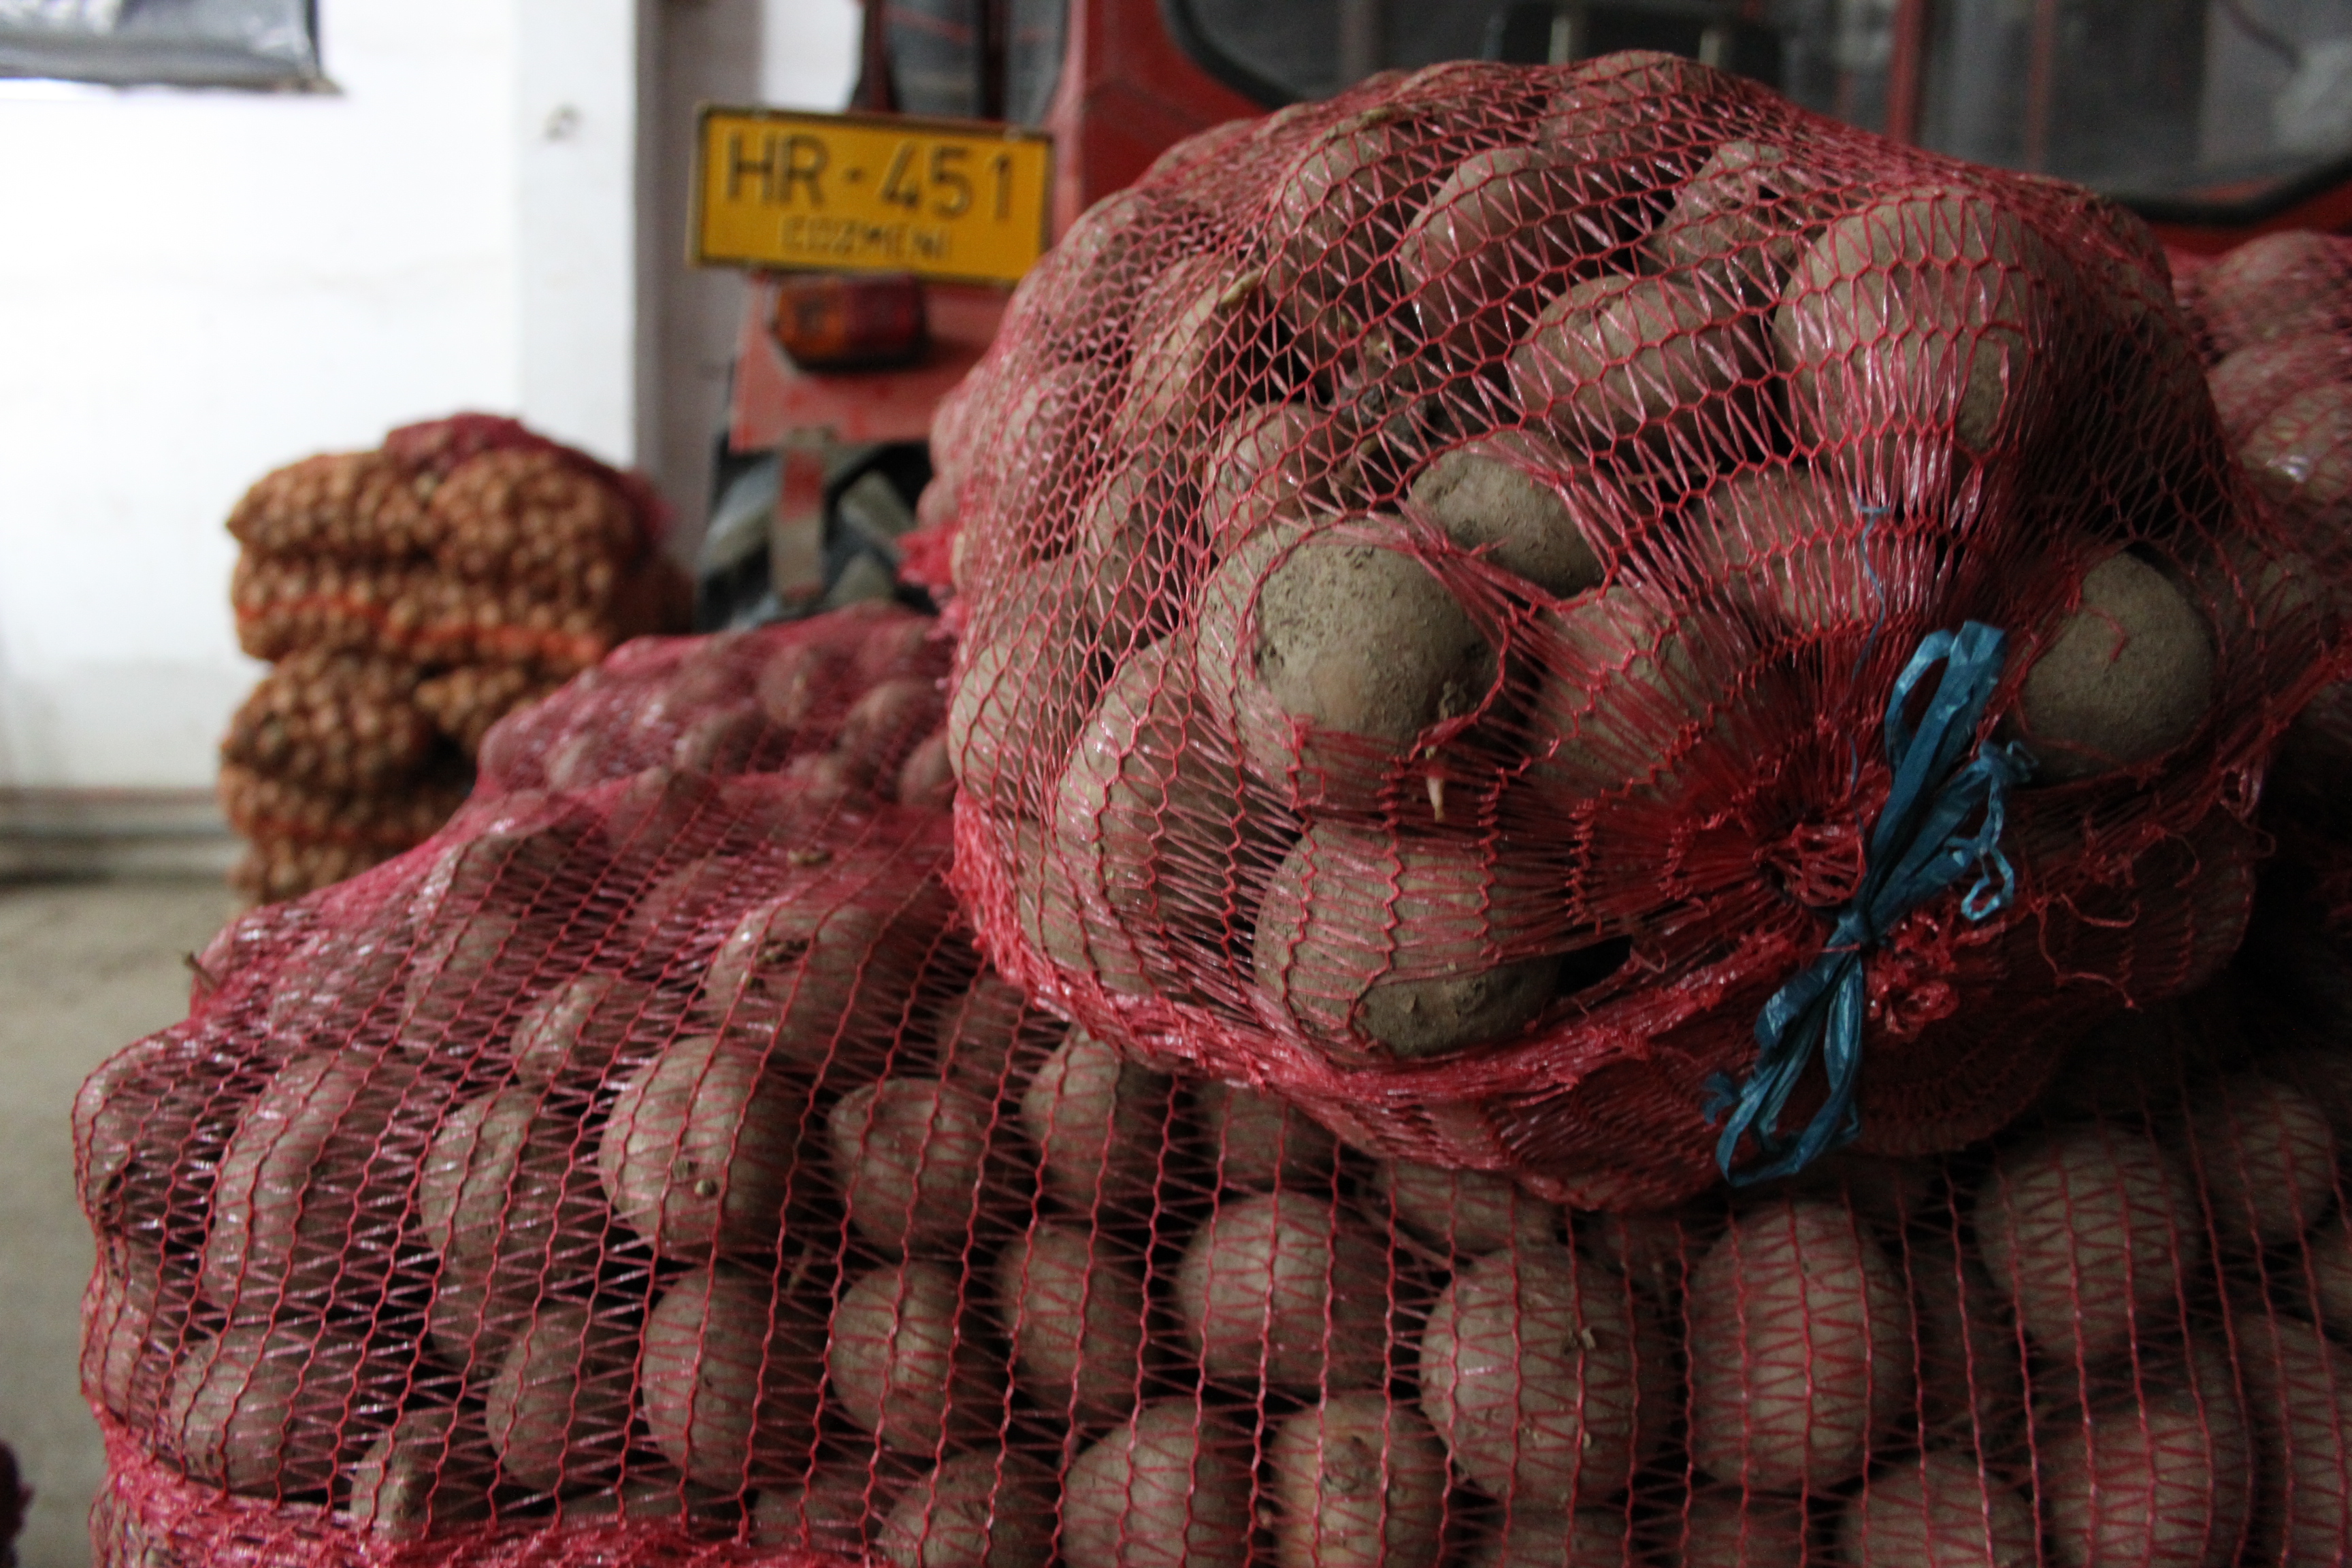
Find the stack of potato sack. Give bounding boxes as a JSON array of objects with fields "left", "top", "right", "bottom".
[
  {"left": 82, "top": 656, "right": 2352, "bottom": 1568},
  {"left": 943, "top": 52, "right": 2329, "bottom": 1210},
  {"left": 220, "top": 413, "right": 689, "bottom": 904}
]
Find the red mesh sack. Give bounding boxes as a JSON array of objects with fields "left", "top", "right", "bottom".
[
  {"left": 220, "top": 651, "right": 440, "bottom": 794},
  {"left": 387, "top": 412, "right": 670, "bottom": 557},
  {"left": 84, "top": 608, "right": 1002, "bottom": 1564},
  {"left": 944, "top": 54, "right": 2330, "bottom": 1209},
  {"left": 88, "top": 798, "right": 2352, "bottom": 1568},
  {"left": 475, "top": 601, "right": 953, "bottom": 809}
]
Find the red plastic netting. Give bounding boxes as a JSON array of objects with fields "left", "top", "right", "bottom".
[
  {"left": 941, "top": 54, "right": 2331, "bottom": 1209},
  {"left": 83, "top": 804, "right": 2352, "bottom": 1568}
]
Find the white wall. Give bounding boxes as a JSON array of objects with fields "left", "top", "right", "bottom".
[
  {"left": 0, "top": 1, "right": 519, "bottom": 791},
  {"left": 0, "top": 0, "right": 858, "bottom": 796}
]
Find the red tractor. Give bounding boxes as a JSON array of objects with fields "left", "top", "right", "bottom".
[{"left": 693, "top": 0, "right": 2352, "bottom": 626}]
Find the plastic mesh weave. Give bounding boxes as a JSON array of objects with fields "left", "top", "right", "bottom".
[
  {"left": 943, "top": 54, "right": 2330, "bottom": 1209},
  {"left": 84, "top": 813, "right": 2352, "bottom": 1568}
]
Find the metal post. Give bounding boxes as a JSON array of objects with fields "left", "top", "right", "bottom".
[
  {"left": 1884, "top": 0, "right": 1930, "bottom": 143},
  {"left": 977, "top": 0, "right": 1008, "bottom": 121},
  {"left": 1338, "top": 0, "right": 1386, "bottom": 86}
]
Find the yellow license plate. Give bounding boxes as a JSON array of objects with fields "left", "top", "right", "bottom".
[{"left": 693, "top": 107, "right": 1055, "bottom": 287}]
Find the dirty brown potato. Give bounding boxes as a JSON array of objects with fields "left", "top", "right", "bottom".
[
  {"left": 1466, "top": 1511, "right": 1639, "bottom": 1568},
  {"left": 596, "top": 1032, "right": 818, "bottom": 1260},
  {"left": 835, "top": 677, "right": 949, "bottom": 788},
  {"left": 1398, "top": 144, "right": 1604, "bottom": 370},
  {"left": 1406, "top": 431, "right": 1607, "bottom": 600},
  {"left": 1001, "top": 817, "right": 1160, "bottom": 1000},
  {"left": 161, "top": 1321, "right": 382, "bottom": 1496},
  {"left": 346, "top": 1407, "right": 497, "bottom": 1541},
  {"left": 1685, "top": 1197, "right": 1916, "bottom": 1492},
  {"left": 1649, "top": 138, "right": 1843, "bottom": 299},
  {"left": 2185, "top": 1073, "right": 2338, "bottom": 1253},
  {"left": 947, "top": 555, "right": 1106, "bottom": 819},
  {"left": 1192, "top": 1078, "right": 1339, "bottom": 1192},
  {"left": 2208, "top": 333, "right": 2352, "bottom": 444},
  {"left": 1372, "top": 1158, "right": 1558, "bottom": 1257},
  {"left": 1418, "top": 1239, "right": 1674, "bottom": 1508},
  {"left": 2035, "top": 1344, "right": 2255, "bottom": 1568},
  {"left": 1775, "top": 185, "right": 2068, "bottom": 483},
  {"left": 1972, "top": 1124, "right": 2203, "bottom": 1367},
  {"left": 1264, "top": 108, "right": 1434, "bottom": 357},
  {"left": 896, "top": 729, "right": 958, "bottom": 810},
  {"left": 1539, "top": 50, "right": 1735, "bottom": 184},
  {"left": 2015, "top": 552, "right": 2215, "bottom": 781},
  {"left": 1513, "top": 268, "right": 1776, "bottom": 476},
  {"left": 926, "top": 972, "right": 1066, "bottom": 1096},
  {"left": 1835, "top": 1450, "right": 2040, "bottom": 1568},
  {"left": 641, "top": 1264, "right": 827, "bottom": 1490},
  {"left": 1173, "top": 1190, "right": 1394, "bottom": 1391},
  {"left": 1114, "top": 257, "right": 1270, "bottom": 467},
  {"left": 483, "top": 1300, "right": 639, "bottom": 1491},
  {"left": 1062, "top": 1399, "right": 1255, "bottom": 1568},
  {"left": 827, "top": 1260, "right": 1004, "bottom": 1454},
  {"left": 2223, "top": 1307, "right": 2352, "bottom": 1566},
  {"left": 992, "top": 1222, "right": 1152, "bottom": 1424},
  {"left": 753, "top": 1460, "right": 913, "bottom": 1556},
  {"left": 1193, "top": 517, "right": 1499, "bottom": 811},
  {"left": 1661, "top": 1491, "right": 1810, "bottom": 1568},
  {"left": 418, "top": 1084, "right": 610, "bottom": 1339},
  {"left": 2237, "top": 380, "right": 2352, "bottom": 546},
  {"left": 876, "top": 1450, "right": 1060, "bottom": 1568},
  {"left": 1020, "top": 1028, "right": 1178, "bottom": 1213},
  {"left": 199, "top": 1049, "right": 425, "bottom": 1318},
  {"left": 829, "top": 1077, "right": 1015, "bottom": 1255},
  {"left": 1204, "top": 403, "right": 1361, "bottom": 541},
  {"left": 1522, "top": 584, "right": 1711, "bottom": 806},
  {"left": 1052, "top": 640, "right": 1279, "bottom": 983},
  {"left": 508, "top": 972, "right": 657, "bottom": 1086},
  {"left": 700, "top": 861, "right": 952, "bottom": 1072},
  {"left": 1269, "top": 1394, "right": 1450, "bottom": 1568},
  {"left": 2200, "top": 227, "right": 2351, "bottom": 355}
]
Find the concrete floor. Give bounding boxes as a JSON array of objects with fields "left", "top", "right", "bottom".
[{"left": 0, "top": 879, "right": 237, "bottom": 1568}]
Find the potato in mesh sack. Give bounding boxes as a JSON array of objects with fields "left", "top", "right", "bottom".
[
  {"left": 412, "top": 664, "right": 566, "bottom": 759},
  {"left": 82, "top": 732, "right": 2352, "bottom": 1568},
  {"left": 2168, "top": 233, "right": 2352, "bottom": 1062},
  {"left": 228, "top": 836, "right": 402, "bottom": 908},
  {"left": 2184, "top": 231, "right": 2352, "bottom": 624},
  {"left": 224, "top": 450, "right": 436, "bottom": 561},
  {"left": 219, "top": 649, "right": 438, "bottom": 792},
  {"left": 476, "top": 601, "right": 951, "bottom": 800},
  {"left": 426, "top": 447, "right": 645, "bottom": 609},
  {"left": 231, "top": 552, "right": 640, "bottom": 674},
  {"left": 945, "top": 53, "right": 2329, "bottom": 1209},
  {"left": 217, "top": 757, "right": 474, "bottom": 854}
]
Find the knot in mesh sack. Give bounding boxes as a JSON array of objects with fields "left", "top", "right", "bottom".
[{"left": 944, "top": 53, "right": 2331, "bottom": 1209}]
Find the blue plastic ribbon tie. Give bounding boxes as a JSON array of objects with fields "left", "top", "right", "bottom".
[{"left": 1704, "top": 621, "right": 2034, "bottom": 1186}]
